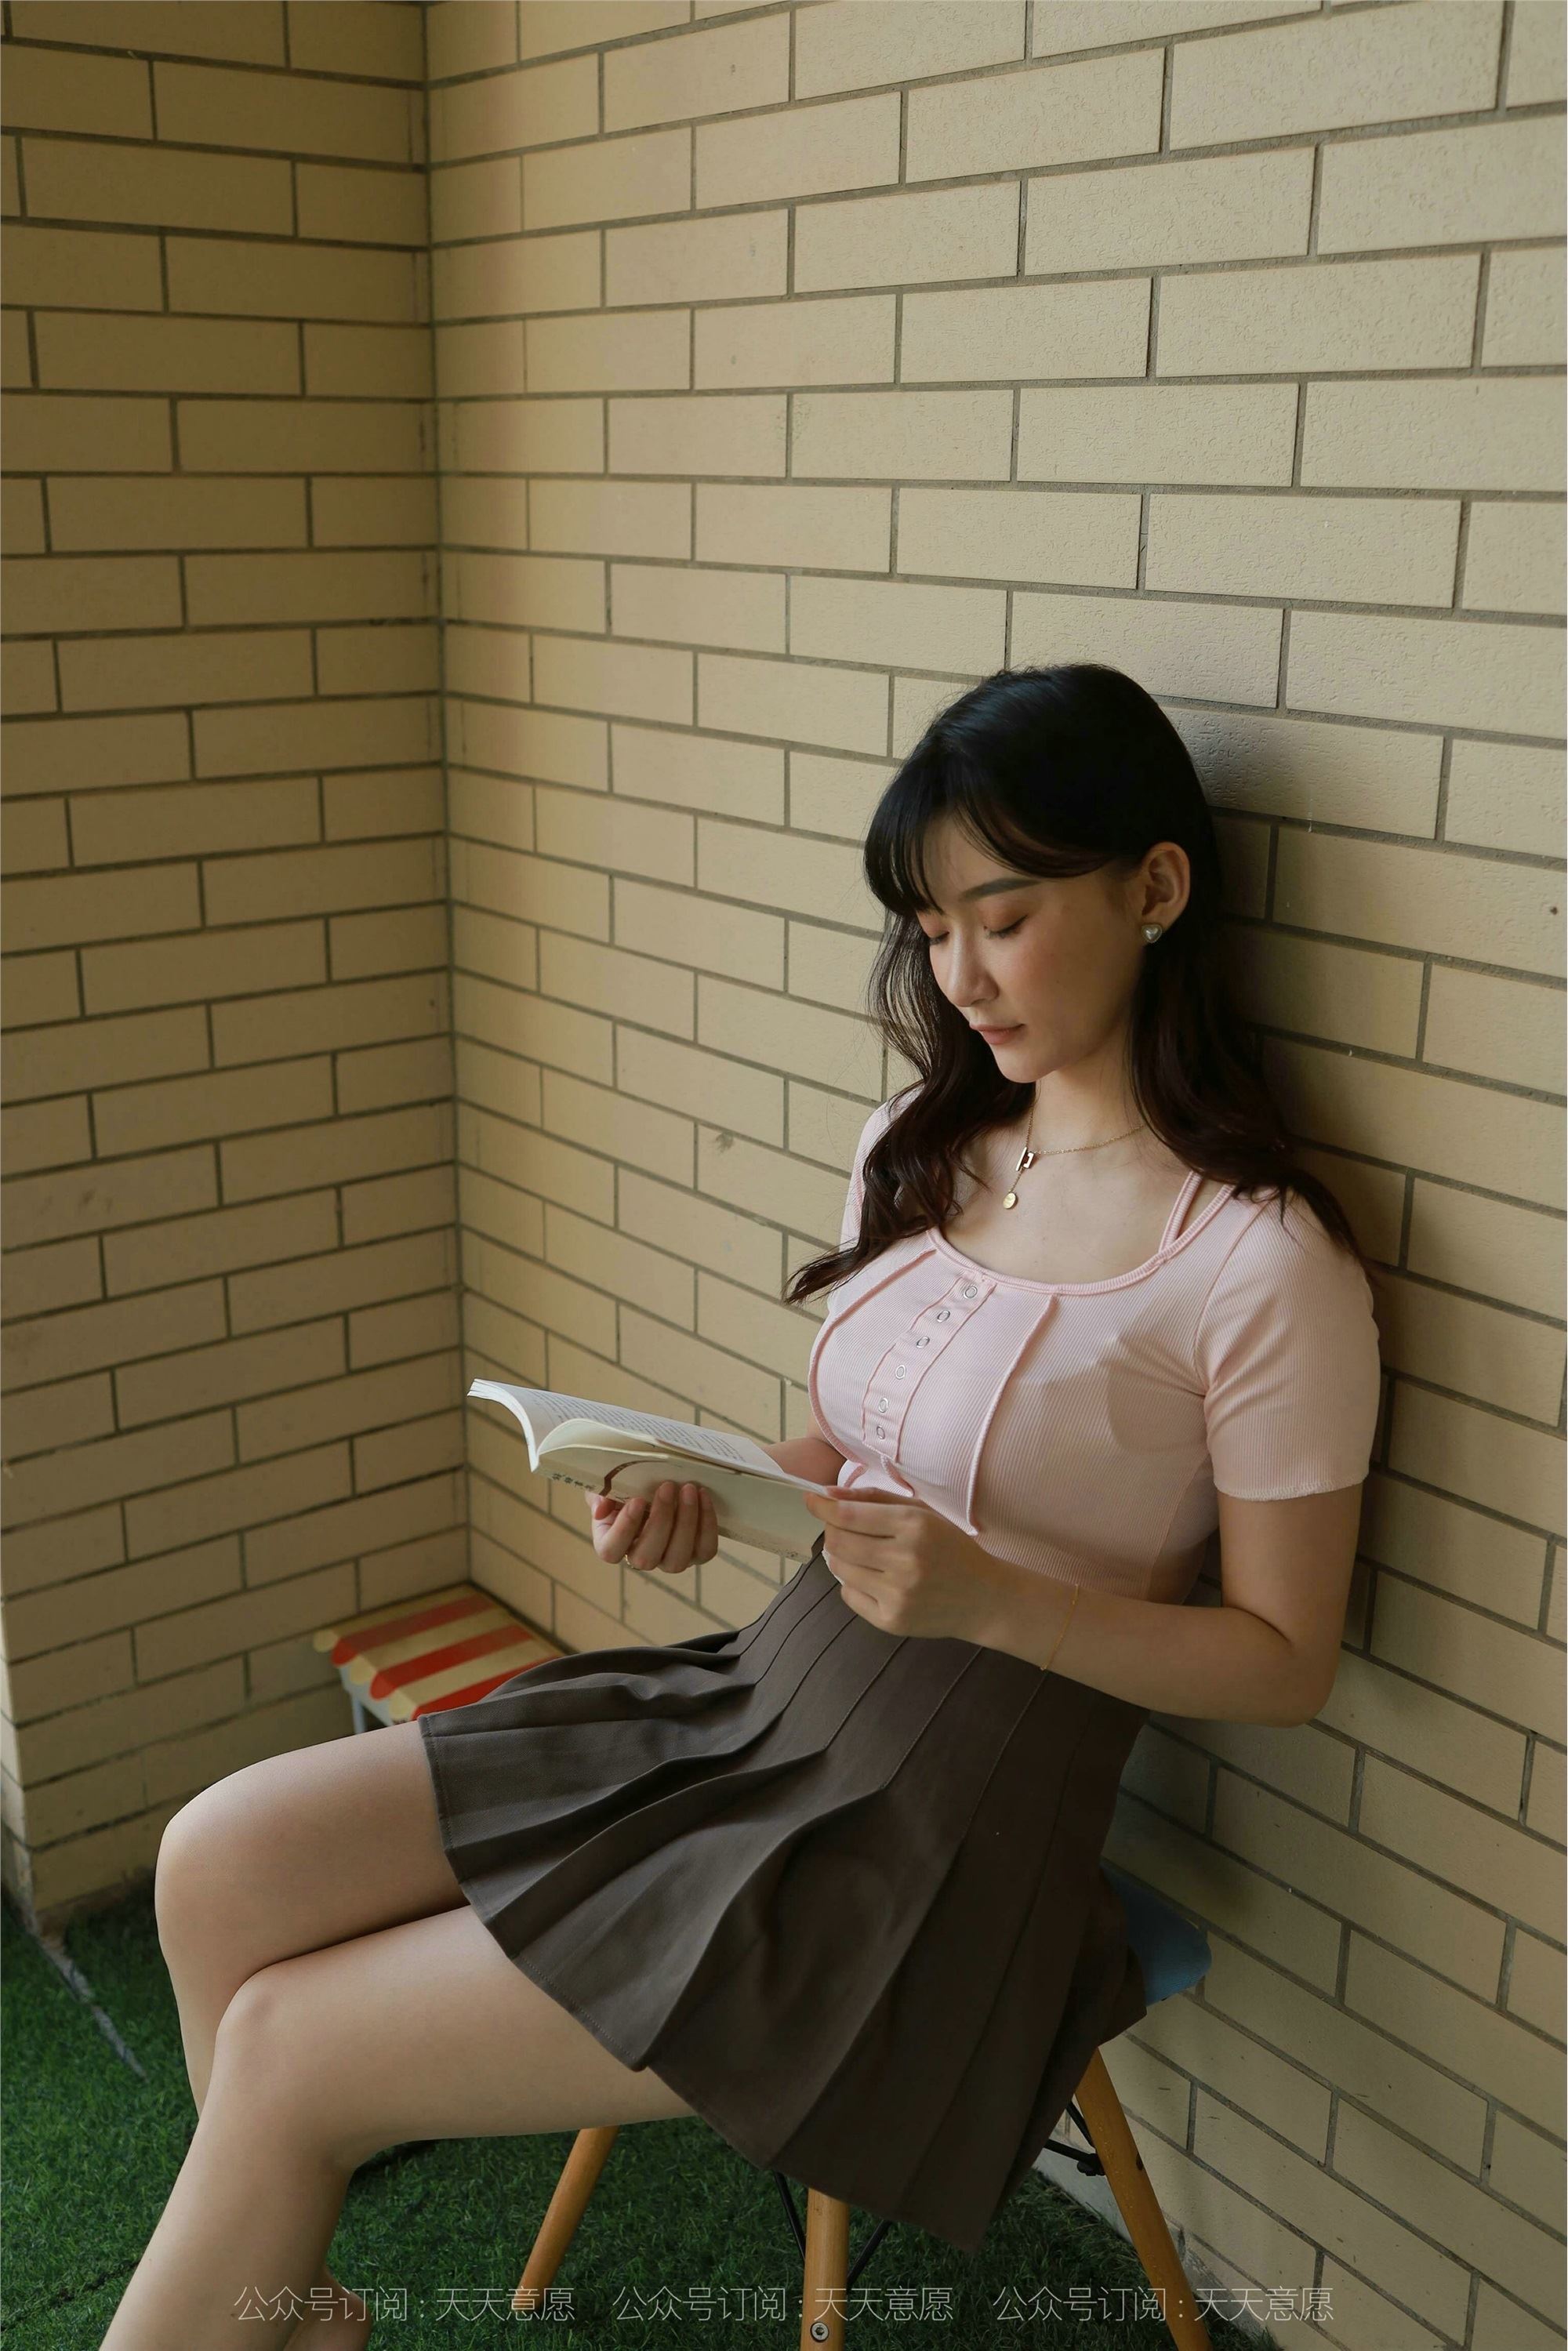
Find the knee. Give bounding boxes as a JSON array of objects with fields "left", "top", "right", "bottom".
[
  {"left": 153, "top": 1765, "right": 262, "bottom": 1955},
  {"left": 210, "top": 1965, "right": 292, "bottom": 2073},
  {"left": 154, "top": 1790, "right": 212, "bottom": 1951},
  {"left": 212, "top": 1968, "right": 379, "bottom": 2171}
]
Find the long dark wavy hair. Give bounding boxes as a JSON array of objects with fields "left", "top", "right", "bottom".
[{"left": 786, "top": 662, "right": 1382, "bottom": 1312}]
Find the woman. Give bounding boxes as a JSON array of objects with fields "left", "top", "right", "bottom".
[{"left": 105, "top": 662, "right": 1383, "bottom": 2345}]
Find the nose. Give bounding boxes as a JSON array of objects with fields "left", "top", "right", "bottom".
[{"left": 938, "top": 933, "right": 996, "bottom": 1011}]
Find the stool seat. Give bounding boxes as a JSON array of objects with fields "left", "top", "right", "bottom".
[
  {"left": 311, "top": 1583, "right": 563, "bottom": 1729},
  {"left": 1103, "top": 1862, "right": 1212, "bottom": 2005}
]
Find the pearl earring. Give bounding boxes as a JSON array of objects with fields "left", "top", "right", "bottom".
[{"left": 1142, "top": 923, "right": 1164, "bottom": 943}]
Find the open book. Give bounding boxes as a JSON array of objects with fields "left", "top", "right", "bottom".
[{"left": 466, "top": 1378, "right": 836, "bottom": 1562}]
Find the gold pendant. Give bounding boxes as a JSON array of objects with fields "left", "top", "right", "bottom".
[{"left": 1003, "top": 1145, "right": 1034, "bottom": 1211}]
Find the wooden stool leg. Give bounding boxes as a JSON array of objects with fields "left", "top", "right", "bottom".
[
  {"left": 1072, "top": 2049, "right": 1214, "bottom": 2351},
  {"left": 513, "top": 2124, "right": 620, "bottom": 2316},
  {"left": 798, "top": 2187, "right": 851, "bottom": 2349}
]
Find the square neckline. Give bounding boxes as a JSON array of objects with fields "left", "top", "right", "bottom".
[{"left": 927, "top": 1166, "right": 1236, "bottom": 1297}]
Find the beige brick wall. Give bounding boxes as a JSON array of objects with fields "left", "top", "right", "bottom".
[
  {"left": 3, "top": 2, "right": 1565, "bottom": 2343},
  {"left": 0, "top": 0, "right": 463, "bottom": 1924},
  {"left": 430, "top": 5, "right": 1566, "bottom": 2346}
]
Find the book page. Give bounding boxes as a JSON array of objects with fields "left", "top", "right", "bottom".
[{"left": 467, "top": 1380, "right": 786, "bottom": 1476}]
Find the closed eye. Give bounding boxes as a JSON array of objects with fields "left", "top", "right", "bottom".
[{"left": 924, "top": 917, "right": 1025, "bottom": 945}]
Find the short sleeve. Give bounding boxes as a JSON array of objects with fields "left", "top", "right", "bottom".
[
  {"left": 838, "top": 1094, "right": 901, "bottom": 1252},
  {"left": 1194, "top": 1194, "right": 1382, "bottom": 1500}
]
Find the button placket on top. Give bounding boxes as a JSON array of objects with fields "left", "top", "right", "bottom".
[
  {"left": 861, "top": 1270, "right": 996, "bottom": 1454},
  {"left": 958, "top": 1289, "right": 1058, "bottom": 1537}
]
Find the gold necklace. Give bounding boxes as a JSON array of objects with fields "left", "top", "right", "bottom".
[{"left": 1002, "top": 1099, "right": 1145, "bottom": 1209}]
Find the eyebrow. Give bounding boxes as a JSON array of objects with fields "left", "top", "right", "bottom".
[{"left": 923, "top": 873, "right": 1039, "bottom": 910}]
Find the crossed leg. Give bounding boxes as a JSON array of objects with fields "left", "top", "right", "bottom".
[{"left": 102, "top": 1718, "right": 693, "bottom": 2349}]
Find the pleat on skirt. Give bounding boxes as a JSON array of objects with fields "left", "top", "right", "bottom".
[{"left": 417, "top": 1530, "right": 1150, "bottom": 2256}]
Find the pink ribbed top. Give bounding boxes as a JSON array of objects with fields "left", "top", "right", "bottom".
[{"left": 808, "top": 1095, "right": 1383, "bottom": 1605}]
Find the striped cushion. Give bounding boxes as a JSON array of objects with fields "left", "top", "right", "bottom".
[{"left": 312, "top": 1584, "right": 563, "bottom": 1726}]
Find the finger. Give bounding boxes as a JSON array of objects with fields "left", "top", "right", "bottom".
[
  {"left": 627, "top": 1482, "right": 679, "bottom": 1571},
  {"left": 701, "top": 1485, "right": 718, "bottom": 1562},
  {"left": 811, "top": 1531, "right": 885, "bottom": 1576},
  {"left": 661, "top": 1482, "right": 702, "bottom": 1573},
  {"left": 594, "top": 1499, "right": 636, "bottom": 1562},
  {"left": 603, "top": 1494, "right": 651, "bottom": 1563},
  {"left": 622, "top": 1489, "right": 662, "bottom": 1569},
  {"left": 832, "top": 1576, "right": 876, "bottom": 1624},
  {"left": 815, "top": 1494, "right": 906, "bottom": 1533}
]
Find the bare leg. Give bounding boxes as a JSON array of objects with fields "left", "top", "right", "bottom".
[
  {"left": 101, "top": 1900, "right": 695, "bottom": 2347},
  {"left": 149, "top": 1722, "right": 468, "bottom": 2339},
  {"left": 102, "top": 2019, "right": 357, "bottom": 2350}
]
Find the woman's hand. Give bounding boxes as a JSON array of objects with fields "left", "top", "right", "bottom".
[
  {"left": 803, "top": 1487, "right": 1019, "bottom": 1643},
  {"left": 586, "top": 1480, "right": 718, "bottom": 1574}
]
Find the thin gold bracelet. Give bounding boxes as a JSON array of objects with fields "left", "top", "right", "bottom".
[{"left": 1042, "top": 1580, "right": 1081, "bottom": 1677}]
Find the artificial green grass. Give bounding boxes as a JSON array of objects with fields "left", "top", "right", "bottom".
[{"left": 2, "top": 1883, "right": 1252, "bottom": 2349}]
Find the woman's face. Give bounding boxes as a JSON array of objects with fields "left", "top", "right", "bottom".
[{"left": 912, "top": 818, "right": 1188, "bottom": 1081}]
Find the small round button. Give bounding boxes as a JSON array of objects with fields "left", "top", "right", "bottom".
[
  {"left": 935, "top": 1308, "right": 951, "bottom": 1322},
  {"left": 960, "top": 1282, "right": 978, "bottom": 1299},
  {"left": 915, "top": 1335, "right": 931, "bottom": 1347},
  {"left": 893, "top": 1365, "right": 906, "bottom": 1379},
  {"left": 875, "top": 1395, "right": 888, "bottom": 1411}
]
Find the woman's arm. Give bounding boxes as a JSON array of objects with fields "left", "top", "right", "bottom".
[
  {"left": 972, "top": 1483, "right": 1366, "bottom": 1728},
  {"left": 761, "top": 1434, "right": 850, "bottom": 1487}
]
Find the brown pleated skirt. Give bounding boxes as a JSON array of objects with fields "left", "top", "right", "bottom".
[{"left": 416, "top": 1531, "right": 1149, "bottom": 2256}]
